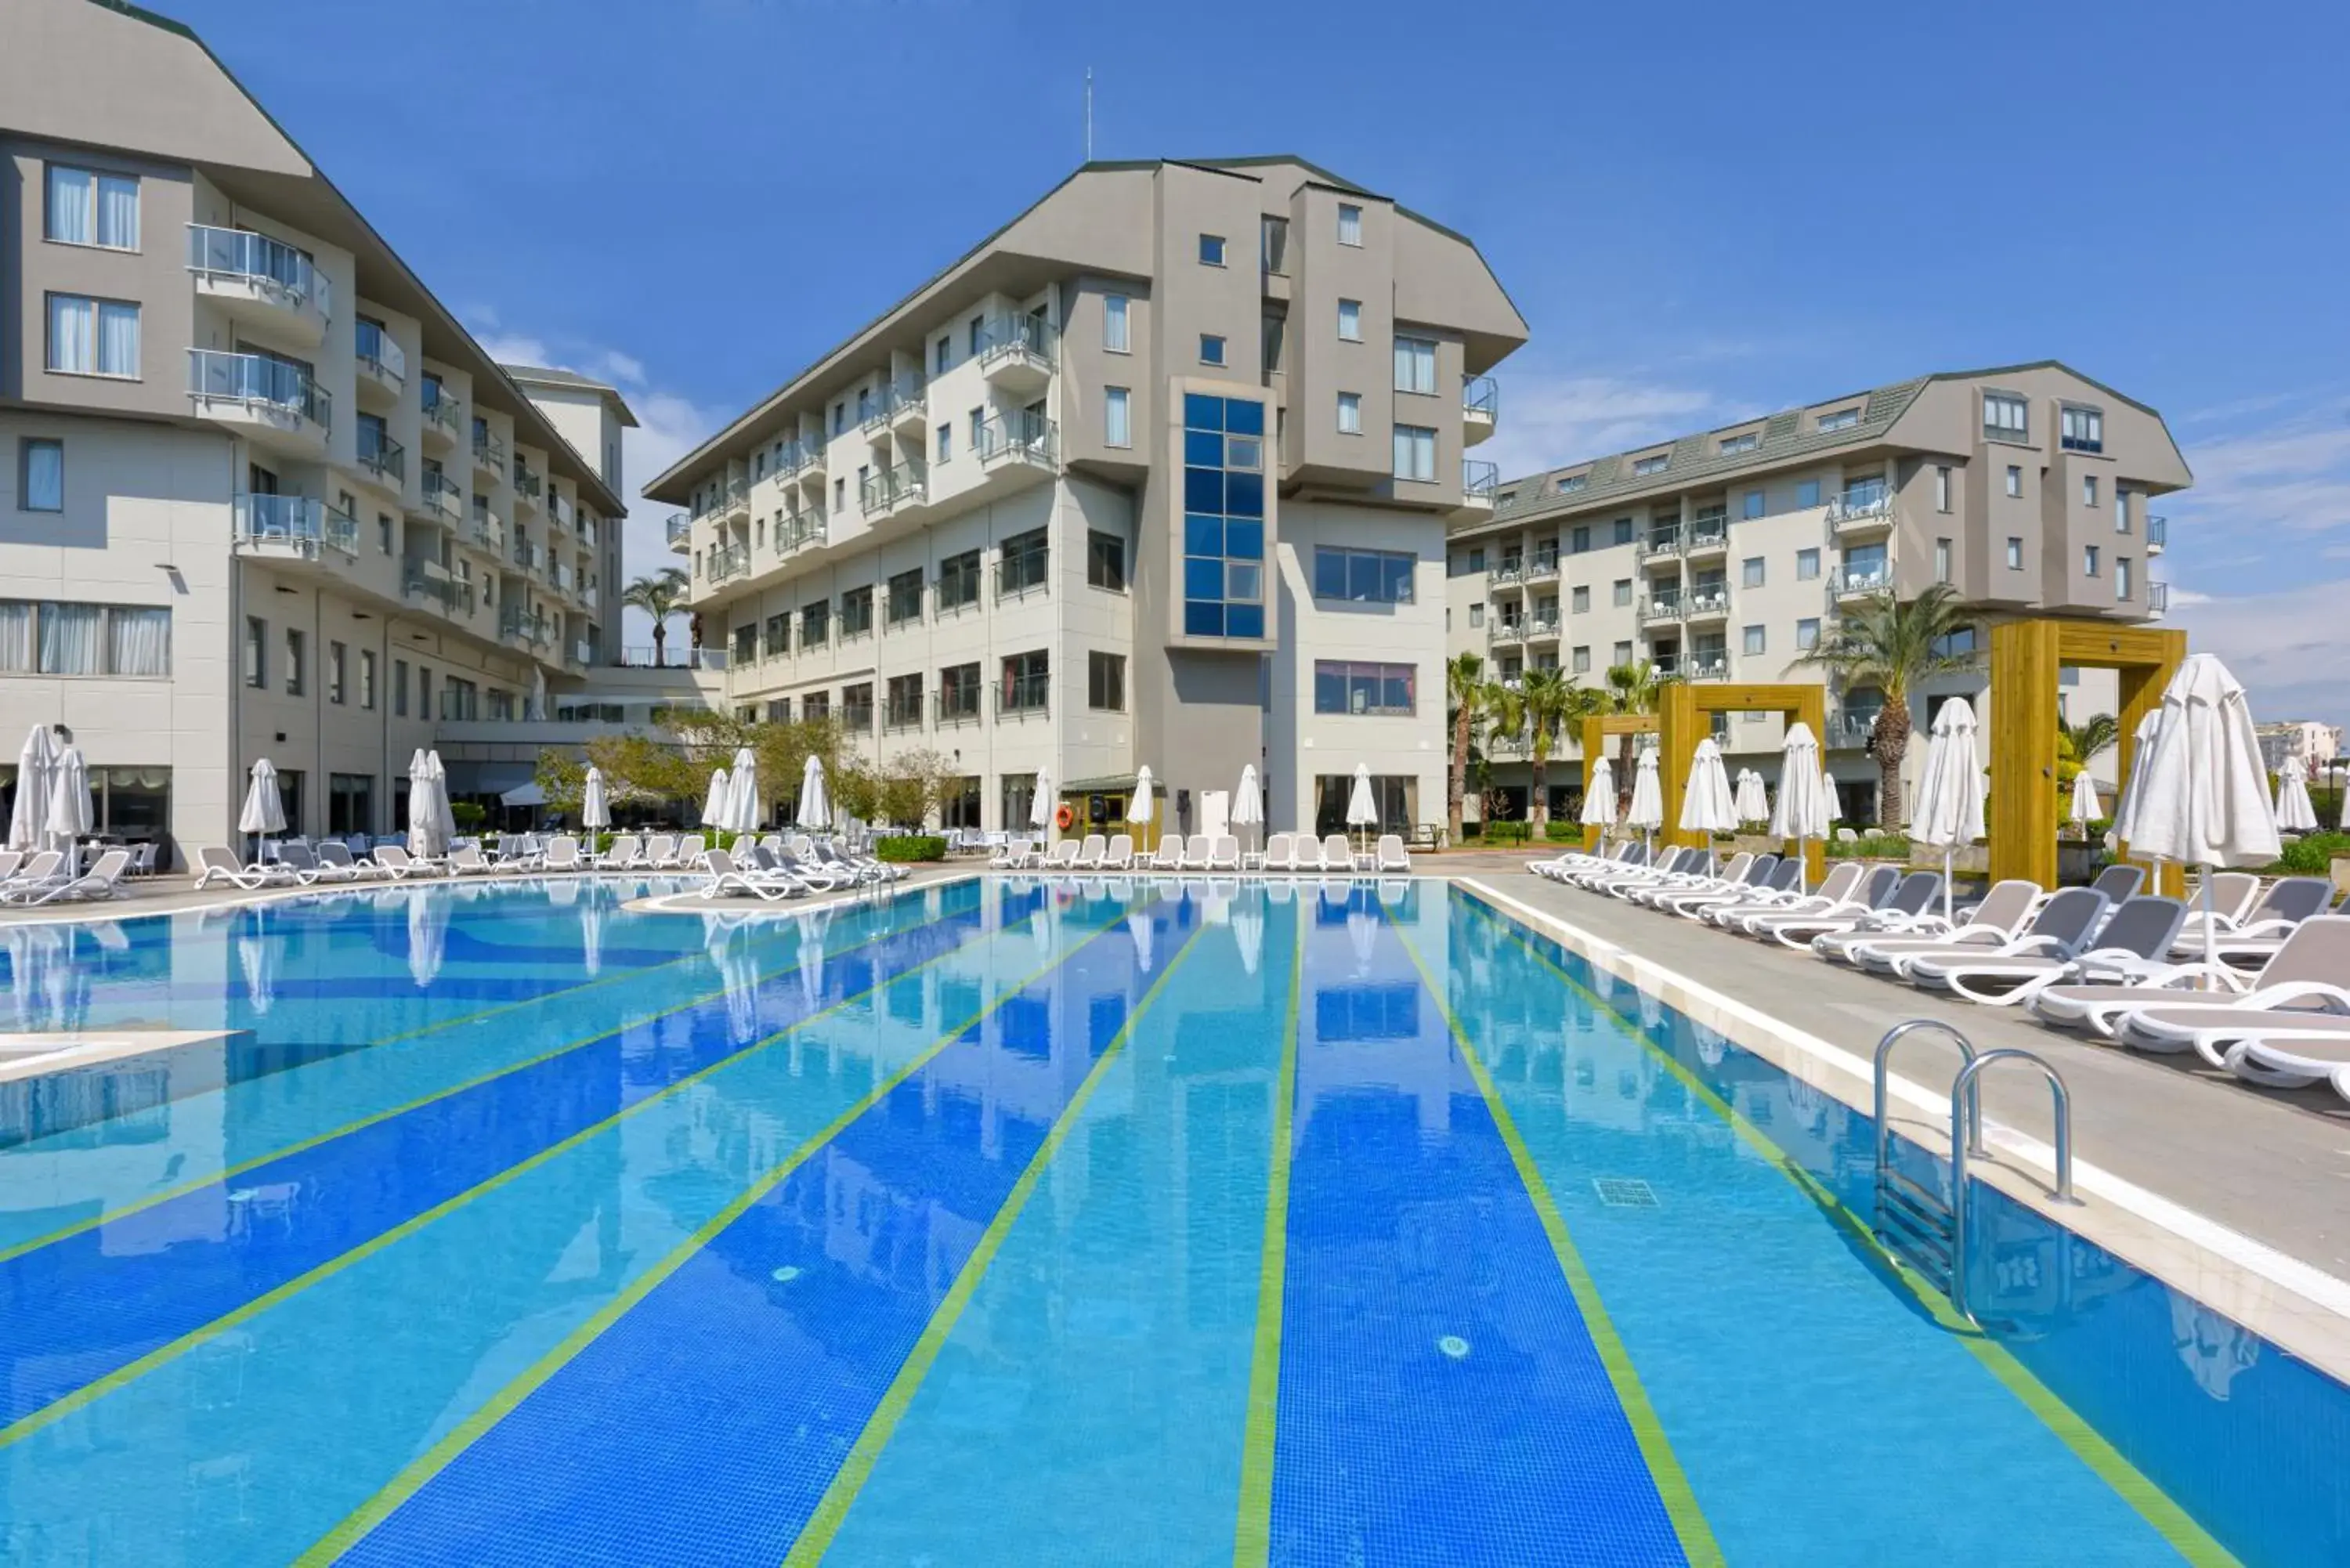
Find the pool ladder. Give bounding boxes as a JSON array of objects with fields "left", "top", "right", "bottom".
[{"left": 1871, "top": 1021, "right": 2079, "bottom": 1326}]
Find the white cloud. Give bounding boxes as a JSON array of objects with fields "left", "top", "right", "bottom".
[
  {"left": 2164, "top": 587, "right": 2211, "bottom": 606},
  {"left": 2171, "top": 412, "right": 2350, "bottom": 537},
  {"left": 1477, "top": 370, "right": 1726, "bottom": 480},
  {"left": 2165, "top": 578, "right": 2350, "bottom": 731}
]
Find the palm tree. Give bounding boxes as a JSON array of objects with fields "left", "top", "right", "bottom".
[
  {"left": 621, "top": 566, "right": 691, "bottom": 667},
  {"left": 1517, "top": 668, "right": 1593, "bottom": 831},
  {"left": 1445, "top": 652, "right": 1491, "bottom": 843},
  {"left": 1789, "top": 583, "right": 1975, "bottom": 831},
  {"left": 2059, "top": 712, "right": 2120, "bottom": 768},
  {"left": 1602, "top": 659, "right": 1667, "bottom": 813}
]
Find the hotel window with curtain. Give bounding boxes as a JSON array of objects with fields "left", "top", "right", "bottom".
[
  {"left": 1393, "top": 337, "right": 1437, "bottom": 396},
  {"left": 19, "top": 439, "right": 64, "bottom": 511},
  {"left": 44, "top": 164, "right": 139, "bottom": 250},
  {"left": 0, "top": 601, "right": 169, "bottom": 676},
  {"left": 45, "top": 294, "right": 140, "bottom": 378}
]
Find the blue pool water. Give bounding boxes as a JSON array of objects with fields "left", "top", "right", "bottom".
[{"left": 0, "top": 876, "right": 2341, "bottom": 1565}]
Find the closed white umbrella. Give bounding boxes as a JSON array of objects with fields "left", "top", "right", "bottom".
[
  {"left": 1820, "top": 764, "right": 1841, "bottom": 826},
  {"left": 2109, "top": 708, "right": 2165, "bottom": 853},
  {"left": 2069, "top": 770, "right": 2102, "bottom": 836},
  {"left": 1130, "top": 764, "right": 1157, "bottom": 854},
  {"left": 427, "top": 750, "right": 456, "bottom": 850},
  {"left": 1625, "top": 746, "right": 1664, "bottom": 858},
  {"left": 405, "top": 750, "right": 439, "bottom": 858},
  {"left": 701, "top": 768, "right": 732, "bottom": 830},
  {"left": 1678, "top": 738, "right": 1738, "bottom": 836},
  {"left": 1733, "top": 768, "right": 1770, "bottom": 827},
  {"left": 1581, "top": 756, "right": 1617, "bottom": 833},
  {"left": 2124, "top": 654, "right": 2282, "bottom": 975},
  {"left": 8, "top": 727, "right": 56, "bottom": 852},
  {"left": 2276, "top": 755, "right": 2320, "bottom": 835},
  {"left": 527, "top": 666, "right": 548, "bottom": 722},
  {"left": 1028, "top": 768, "right": 1054, "bottom": 840},
  {"left": 1345, "top": 764, "right": 1378, "bottom": 856},
  {"left": 724, "top": 746, "right": 761, "bottom": 837},
  {"left": 1908, "top": 702, "right": 1986, "bottom": 924},
  {"left": 797, "top": 754, "right": 833, "bottom": 833},
  {"left": 1768, "top": 724, "right": 1831, "bottom": 895},
  {"left": 581, "top": 764, "right": 610, "bottom": 849},
  {"left": 239, "top": 757, "right": 287, "bottom": 864},
  {"left": 48, "top": 744, "right": 92, "bottom": 876},
  {"left": 1234, "top": 764, "right": 1264, "bottom": 861}
]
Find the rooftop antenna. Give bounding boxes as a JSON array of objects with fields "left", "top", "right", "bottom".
[{"left": 1085, "top": 67, "right": 1094, "bottom": 161}]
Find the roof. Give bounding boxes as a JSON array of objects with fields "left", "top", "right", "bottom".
[
  {"left": 1470, "top": 359, "right": 2176, "bottom": 535},
  {"left": 501, "top": 363, "right": 641, "bottom": 428}
]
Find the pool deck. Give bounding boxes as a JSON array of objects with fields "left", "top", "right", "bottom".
[{"left": 1470, "top": 865, "right": 2350, "bottom": 1382}]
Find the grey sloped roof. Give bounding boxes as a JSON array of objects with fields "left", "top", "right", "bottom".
[{"left": 1479, "top": 376, "right": 1932, "bottom": 529}]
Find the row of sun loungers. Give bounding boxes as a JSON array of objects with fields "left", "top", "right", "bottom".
[
  {"left": 182, "top": 833, "right": 907, "bottom": 900},
  {"left": 1534, "top": 837, "right": 2350, "bottom": 1104},
  {"left": 985, "top": 832, "right": 1412, "bottom": 876},
  {"left": 0, "top": 847, "right": 133, "bottom": 906}
]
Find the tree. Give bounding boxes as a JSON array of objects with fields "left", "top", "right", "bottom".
[
  {"left": 2059, "top": 712, "right": 2119, "bottom": 769},
  {"left": 621, "top": 566, "right": 691, "bottom": 667},
  {"left": 1788, "top": 584, "right": 1975, "bottom": 831},
  {"left": 1602, "top": 659, "right": 1668, "bottom": 813},
  {"left": 1444, "top": 652, "right": 1491, "bottom": 842},
  {"left": 1520, "top": 669, "right": 1599, "bottom": 830}
]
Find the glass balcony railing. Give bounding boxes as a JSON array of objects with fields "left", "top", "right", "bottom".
[
  {"left": 1462, "top": 375, "right": 1499, "bottom": 421},
  {"left": 354, "top": 320, "right": 406, "bottom": 383},
  {"left": 421, "top": 468, "right": 462, "bottom": 520},
  {"left": 665, "top": 512, "right": 690, "bottom": 547},
  {"left": 1636, "top": 528, "right": 1680, "bottom": 559},
  {"left": 186, "top": 224, "right": 332, "bottom": 317},
  {"left": 1684, "top": 586, "right": 1730, "bottom": 616},
  {"left": 1462, "top": 459, "right": 1499, "bottom": 503},
  {"left": 232, "top": 493, "right": 356, "bottom": 557},
  {"left": 1687, "top": 655, "right": 1730, "bottom": 680},
  {"left": 1826, "top": 487, "right": 1894, "bottom": 526},
  {"left": 2147, "top": 581, "right": 2170, "bottom": 613},
  {"left": 1826, "top": 711, "right": 1881, "bottom": 749},
  {"left": 513, "top": 460, "right": 544, "bottom": 501},
  {"left": 1829, "top": 563, "right": 1895, "bottom": 597},
  {"left": 778, "top": 436, "right": 824, "bottom": 476},
  {"left": 1639, "top": 594, "right": 1685, "bottom": 623},
  {"left": 2146, "top": 515, "right": 2167, "bottom": 549},
  {"left": 1682, "top": 518, "right": 1729, "bottom": 553},
  {"left": 976, "top": 313, "right": 1058, "bottom": 373},
  {"left": 357, "top": 424, "right": 405, "bottom": 484},
  {"left": 707, "top": 544, "right": 751, "bottom": 583},
  {"left": 859, "top": 462, "right": 927, "bottom": 515},
  {"left": 472, "top": 426, "right": 507, "bottom": 474},
  {"left": 694, "top": 477, "right": 747, "bottom": 524},
  {"left": 778, "top": 512, "right": 824, "bottom": 554},
  {"left": 421, "top": 385, "right": 461, "bottom": 436},
  {"left": 975, "top": 411, "right": 1058, "bottom": 468},
  {"left": 187, "top": 349, "right": 331, "bottom": 428},
  {"left": 468, "top": 511, "right": 504, "bottom": 554},
  {"left": 572, "top": 640, "right": 594, "bottom": 668},
  {"left": 861, "top": 376, "right": 927, "bottom": 433}
]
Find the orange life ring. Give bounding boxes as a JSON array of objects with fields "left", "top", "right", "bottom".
[{"left": 1054, "top": 803, "right": 1075, "bottom": 830}]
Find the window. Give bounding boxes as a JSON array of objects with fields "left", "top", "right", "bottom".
[
  {"left": 938, "top": 548, "right": 982, "bottom": 611},
  {"left": 935, "top": 335, "right": 952, "bottom": 374},
  {"left": 967, "top": 316, "right": 984, "bottom": 358},
  {"left": 1104, "top": 294, "right": 1130, "bottom": 352},
  {"left": 1199, "top": 333, "right": 1226, "bottom": 367},
  {"left": 2007, "top": 537, "right": 2023, "bottom": 569},
  {"left": 1741, "top": 556, "right": 1766, "bottom": 588},
  {"left": 1104, "top": 386, "right": 1131, "bottom": 448},
  {"left": 359, "top": 649, "right": 376, "bottom": 710},
  {"left": 732, "top": 622, "right": 757, "bottom": 666},
  {"left": 802, "top": 692, "right": 829, "bottom": 722},
  {"left": 2116, "top": 557, "right": 2135, "bottom": 600},
  {"left": 2060, "top": 406, "right": 2104, "bottom": 453},
  {"left": 45, "top": 164, "right": 138, "bottom": 250},
  {"left": 1466, "top": 547, "right": 1485, "bottom": 573},
  {"left": 1087, "top": 529, "right": 1127, "bottom": 591},
  {"left": 832, "top": 401, "right": 846, "bottom": 435},
  {"left": 1313, "top": 660, "right": 1416, "bottom": 717},
  {"left": 1182, "top": 394, "right": 1267, "bottom": 637},
  {"left": 1796, "top": 617, "right": 1821, "bottom": 651},
  {"left": 1337, "top": 203, "right": 1363, "bottom": 246},
  {"left": 1935, "top": 537, "right": 1953, "bottom": 583},
  {"left": 1929, "top": 627, "right": 1979, "bottom": 659},
  {"left": 1612, "top": 517, "right": 1636, "bottom": 546},
  {"left": 885, "top": 674, "right": 924, "bottom": 729},
  {"left": 1336, "top": 391, "right": 1361, "bottom": 434},
  {"left": 1741, "top": 488, "right": 1765, "bottom": 521},
  {"left": 1000, "top": 526, "right": 1050, "bottom": 598},
  {"left": 2082, "top": 475, "right": 2099, "bottom": 507},
  {"left": 2116, "top": 490, "right": 2133, "bottom": 533},
  {"left": 1313, "top": 545, "right": 1415, "bottom": 604},
  {"left": 801, "top": 598, "right": 830, "bottom": 647},
  {"left": 1571, "top": 584, "right": 1590, "bottom": 614},
  {"left": 1613, "top": 641, "right": 1633, "bottom": 666},
  {"left": 888, "top": 569, "right": 924, "bottom": 625},
  {"left": 1743, "top": 625, "right": 1766, "bottom": 656},
  {"left": 377, "top": 512, "right": 392, "bottom": 555},
  {"left": 1796, "top": 479, "right": 1821, "bottom": 508},
  {"left": 1391, "top": 425, "right": 1436, "bottom": 482},
  {"left": 765, "top": 611, "right": 790, "bottom": 656},
  {"left": 840, "top": 585, "right": 873, "bottom": 637},
  {"left": 1984, "top": 392, "right": 2029, "bottom": 440},
  {"left": 1198, "top": 233, "right": 1227, "bottom": 266},
  {"left": 1338, "top": 299, "right": 1362, "bottom": 341},
  {"left": 393, "top": 658, "right": 408, "bottom": 717},
  {"left": 1795, "top": 547, "right": 1821, "bottom": 580},
  {"left": 1467, "top": 602, "right": 1483, "bottom": 627},
  {"left": 1719, "top": 432, "right": 1759, "bottom": 456},
  {"left": 1001, "top": 649, "right": 1050, "bottom": 713},
  {"left": 1817, "top": 406, "right": 1860, "bottom": 432},
  {"left": 328, "top": 641, "right": 347, "bottom": 704},
  {"left": 2082, "top": 546, "right": 2100, "bottom": 577},
  {"left": 1088, "top": 650, "right": 1126, "bottom": 711},
  {"left": 1556, "top": 473, "right": 1588, "bottom": 496},
  {"left": 1612, "top": 578, "right": 1632, "bottom": 607},
  {"left": 1393, "top": 336, "right": 1437, "bottom": 395},
  {"left": 841, "top": 682, "right": 875, "bottom": 733},
  {"left": 284, "top": 628, "right": 305, "bottom": 695},
  {"left": 2005, "top": 465, "right": 2023, "bottom": 498},
  {"left": 19, "top": 439, "right": 64, "bottom": 512},
  {"left": 1571, "top": 645, "right": 1591, "bottom": 674},
  {"left": 1632, "top": 452, "right": 1670, "bottom": 477},
  {"left": 1936, "top": 464, "right": 1952, "bottom": 512},
  {"left": 833, "top": 477, "right": 845, "bottom": 513},
  {"left": 1560, "top": 525, "right": 1586, "bottom": 555},
  {"left": 938, "top": 662, "right": 982, "bottom": 722},
  {"left": 935, "top": 422, "right": 951, "bottom": 462},
  {"left": 0, "top": 601, "right": 169, "bottom": 676},
  {"left": 45, "top": 294, "right": 140, "bottom": 378}
]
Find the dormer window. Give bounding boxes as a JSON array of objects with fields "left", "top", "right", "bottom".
[
  {"left": 1719, "top": 431, "right": 1759, "bottom": 455},
  {"left": 1817, "top": 406, "right": 1860, "bottom": 432},
  {"left": 1632, "top": 453, "right": 1670, "bottom": 477}
]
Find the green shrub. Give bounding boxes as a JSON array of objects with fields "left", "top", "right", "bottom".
[
  {"left": 1480, "top": 820, "right": 1531, "bottom": 845},
  {"left": 450, "top": 800, "right": 486, "bottom": 832},
  {"left": 1827, "top": 833, "right": 1911, "bottom": 859},
  {"left": 2274, "top": 832, "right": 2350, "bottom": 876},
  {"left": 1544, "top": 821, "right": 1579, "bottom": 842},
  {"left": 875, "top": 834, "right": 946, "bottom": 863}
]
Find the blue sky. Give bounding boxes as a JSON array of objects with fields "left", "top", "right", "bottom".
[{"left": 172, "top": 0, "right": 2350, "bottom": 727}]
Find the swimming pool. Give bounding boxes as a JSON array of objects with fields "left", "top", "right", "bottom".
[{"left": 0, "top": 876, "right": 2337, "bottom": 1564}]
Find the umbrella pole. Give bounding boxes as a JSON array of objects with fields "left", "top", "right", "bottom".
[
  {"left": 2199, "top": 862, "right": 2214, "bottom": 991},
  {"left": 1943, "top": 847, "right": 1954, "bottom": 927}
]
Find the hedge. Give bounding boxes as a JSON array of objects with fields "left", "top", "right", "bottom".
[
  {"left": 875, "top": 835, "right": 946, "bottom": 863},
  {"left": 2273, "top": 832, "right": 2350, "bottom": 876}
]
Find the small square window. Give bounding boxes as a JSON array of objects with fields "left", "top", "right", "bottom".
[
  {"left": 1612, "top": 578, "right": 1632, "bottom": 607},
  {"left": 1742, "top": 488, "right": 1765, "bottom": 520},
  {"left": 1336, "top": 392, "right": 1361, "bottom": 434},
  {"left": 19, "top": 438, "right": 63, "bottom": 511},
  {"left": 1796, "top": 479, "right": 1821, "bottom": 508},
  {"left": 1795, "top": 547, "right": 1821, "bottom": 581},
  {"left": 1570, "top": 526, "right": 1591, "bottom": 555},
  {"left": 1337, "top": 203, "right": 1363, "bottom": 246},
  {"left": 1796, "top": 617, "right": 1820, "bottom": 650},
  {"left": 1198, "top": 233, "right": 1227, "bottom": 266},
  {"left": 1337, "top": 299, "right": 1361, "bottom": 341},
  {"left": 1571, "top": 585, "right": 1590, "bottom": 613},
  {"left": 1198, "top": 334, "right": 1226, "bottom": 367},
  {"left": 1742, "top": 625, "right": 1766, "bottom": 656},
  {"left": 1741, "top": 556, "right": 1766, "bottom": 588}
]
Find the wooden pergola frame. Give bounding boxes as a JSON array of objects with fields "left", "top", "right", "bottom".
[
  {"left": 1658, "top": 682, "right": 1830, "bottom": 884},
  {"left": 1987, "top": 620, "right": 2186, "bottom": 894},
  {"left": 1578, "top": 714, "right": 1658, "bottom": 851}
]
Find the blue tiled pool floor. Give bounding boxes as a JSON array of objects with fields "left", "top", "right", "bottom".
[{"left": 0, "top": 877, "right": 2319, "bottom": 1565}]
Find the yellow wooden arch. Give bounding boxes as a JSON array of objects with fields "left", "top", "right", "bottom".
[
  {"left": 1658, "top": 681, "right": 1830, "bottom": 884},
  {"left": 1579, "top": 714, "right": 1658, "bottom": 851}
]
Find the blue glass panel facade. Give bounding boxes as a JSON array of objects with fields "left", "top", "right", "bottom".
[{"left": 1180, "top": 395, "right": 1267, "bottom": 640}]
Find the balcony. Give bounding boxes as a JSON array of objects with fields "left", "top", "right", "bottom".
[
  {"left": 2147, "top": 581, "right": 2170, "bottom": 615},
  {"left": 861, "top": 376, "right": 927, "bottom": 439},
  {"left": 1488, "top": 562, "right": 1525, "bottom": 592},
  {"left": 883, "top": 695, "right": 925, "bottom": 732},
  {"left": 707, "top": 543, "right": 751, "bottom": 584},
  {"left": 421, "top": 385, "right": 461, "bottom": 449},
  {"left": 1525, "top": 551, "right": 1560, "bottom": 583},
  {"left": 403, "top": 562, "right": 472, "bottom": 616},
  {"left": 512, "top": 459, "right": 544, "bottom": 514},
  {"left": 1681, "top": 520, "right": 1729, "bottom": 558},
  {"left": 186, "top": 224, "right": 331, "bottom": 346},
  {"left": 472, "top": 427, "right": 506, "bottom": 481},
  {"left": 1826, "top": 489, "right": 1895, "bottom": 534},
  {"left": 665, "top": 512, "right": 690, "bottom": 553},
  {"left": 978, "top": 313, "right": 1058, "bottom": 394},
  {"left": 619, "top": 645, "right": 729, "bottom": 671},
  {"left": 2146, "top": 515, "right": 2167, "bottom": 555},
  {"left": 500, "top": 608, "right": 551, "bottom": 649},
  {"left": 554, "top": 561, "right": 576, "bottom": 594},
  {"left": 231, "top": 493, "right": 357, "bottom": 562},
  {"left": 1462, "top": 376, "right": 1499, "bottom": 446},
  {"left": 1686, "top": 655, "right": 1730, "bottom": 681},
  {"left": 548, "top": 492, "right": 573, "bottom": 533},
  {"left": 994, "top": 558, "right": 1050, "bottom": 605},
  {"left": 1523, "top": 616, "right": 1562, "bottom": 642},
  {"left": 1683, "top": 585, "right": 1730, "bottom": 622},
  {"left": 696, "top": 476, "right": 749, "bottom": 527},
  {"left": 187, "top": 349, "right": 330, "bottom": 457},
  {"left": 777, "top": 511, "right": 825, "bottom": 556},
  {"left": 976, "top": 411, "right": 1058, "bottom": 472},
  {"left": 466, "top": 510, "right": 505, "bottom": 555},
  {"left": 1828, "top": 563, "right": 1895, "bottom": 601},
  {"left": 577, "top": 511, "right": 596, "bottom": 549},
  {"left": 1635, "top": 527, "right": 1680, "bottom": 562},
  {"left": 353, "top": 320, "right": 405, "bottom": 408},
  {"left": 569, "top": 640, "right": 593, "bottom": 671},
  {"left": 1458, "top": 459, "right": 1499, "bottom": 518},
  {"left": 996, "top": 683, "right": 1050, "bottom": 720},
  {"left": 1639, "top": 592, "right": 1685, "bottom": 624},
  {"left": 859, "top": 461, "right": 927, "bottom": 519},
  {"left": 934, "top": 691, "right": 983, "bottom": 728},
  {"left": 1488, "top": 620, "right": 1527, "bottom": 647},
  {"left": 355, "top": 424, "right": 405, "bottom": 493},
  {"left": 580, "top": 584, "right": 600, "bottom": 611},
  {"left": 1825, "top": 711, "right": 1880, "bottom": 750}
]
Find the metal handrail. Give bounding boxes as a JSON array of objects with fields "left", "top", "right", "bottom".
[
  {"left": 975, "top": 411, "right": 1057, "bottom": 466},
  {"left": 1948, "top": 1049, "right": 2080, "bottom": 1322},
  {"left": 977, "top": 313, "right": 1058, "bottom": 370},
  {"left": 357, "top": 424, "right": 405, "bottom": 484},
  {"left": 355, "top": 320, "right": 406, "bottom": 382},
  {"left": 187, "top": 349, "right": 331, "bottom": 429},
  {"left": 185, "top": 224, "right": 331, "bottom": 318},
  {"left": 1462, "top": 375, "right": 1499, "bottom": 421},
  {"left": 1462, "top": 459, "right": 1499, "bottom": 501},
  {"left": 1872, "top": 1020, "right": 1982, "bottom": 1172}
]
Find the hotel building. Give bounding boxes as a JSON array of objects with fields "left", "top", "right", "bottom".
[
  {"left": 1447, "top": 363, "right": 2193, "bottom": 822},
  {"left": 651, "top": 156, "right": 1524, "bottom": 840}
]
